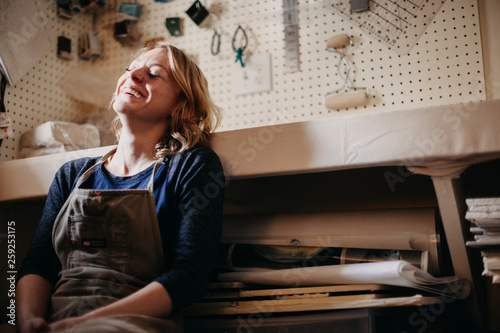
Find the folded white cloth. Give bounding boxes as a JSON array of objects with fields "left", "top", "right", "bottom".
[
  {"left": 18, "top": 121, "right": 100, "bottom": 158},
  {"left": 466, "top": 197, "right": 500, "bottom": 207},
  {"left": 466, "top": 211, "right": 500, "bottom": 220},
  {"left": 467, "top": 204, "right": 500, "bottom": 213}
]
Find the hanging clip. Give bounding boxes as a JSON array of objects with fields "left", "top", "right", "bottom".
[{"left": 232, "top": 25, "right": 248, "bottom": 67}]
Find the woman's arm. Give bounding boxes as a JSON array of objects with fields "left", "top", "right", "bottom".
[
  {"left": 155, "top": 147, "right": 226, "bottom": 312},
  {"left": 48, "top": 282, "right": 172, "bottom": 331},
  {"left": 18, "top": 158, "right": 97, "bottom": 286},
  {"left": 16, "top": 274, "right": 52, "bottom": 333},
  {"left": 16, "top": 163, "right": 74, "bottom": 333},
  {"left": 16, "top": 158, "right": 97, "bottom": 332}
]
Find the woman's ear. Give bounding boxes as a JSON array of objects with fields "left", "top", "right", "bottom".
[
  {"left": 170, "top": 94, "right": 194, "bottom": 119},
  {"left": 175, "top": 102, "right": 195, "bottom": 119},
  {"left": 182, "top": 108, "right": 195, "bottom": 119}
]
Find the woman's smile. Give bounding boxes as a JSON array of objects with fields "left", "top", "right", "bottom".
[{"left": 123, "top": 86, "right": 145, "bottom": 98}]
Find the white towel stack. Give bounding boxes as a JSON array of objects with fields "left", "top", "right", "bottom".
[{"left": 465, "top": 197, "right": 500, "bottom": 284}]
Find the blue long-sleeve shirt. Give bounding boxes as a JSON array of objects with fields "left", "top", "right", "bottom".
[{"left": 18, "top": 145, "right": 226, "bottom": 313}]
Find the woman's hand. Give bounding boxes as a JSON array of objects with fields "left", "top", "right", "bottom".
[
  {"left": 18, "top": 317, "right": 49, "bottom": 333},
  {"left": 24, "top": 282, "right": 172, "bottom": 332},
  {"left": 47, "top": 316, "right": 86, "bottom": 332},
  {"left": 16, "top": 275, "right": 52, "bottom": 333}
]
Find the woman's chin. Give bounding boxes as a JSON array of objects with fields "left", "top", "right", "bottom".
[{"left": 112, "top": 100, "right": 137, "bottom": 115}]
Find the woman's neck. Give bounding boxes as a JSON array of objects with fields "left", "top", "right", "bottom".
[{"left": 106, "top": 122, "right": 167, "bottom": 177}]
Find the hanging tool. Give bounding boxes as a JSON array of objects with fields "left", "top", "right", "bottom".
[
  {"left": 0, "top": 74, "right": 12, "bottom": 147},
  {"left": 211, "top": 28, "right": 221, "bottom": 55},
  {"left": 185, "top": 0, "right": 210, "bottom": 27},
  {"left": 57, "top": 35, "right": 72, "bottom": 60},
  {"left": 166, "top": 17, "right": 183, "bottom": 36},
  {"left": 283, "top": 0, "right": 299, "bottom": 73},
  {"left": 78, "top": 30, "right": 101, "bottom": 60},
  {"left": 232, "top": 25, "right": 248, "bottom": 67},
  {"left": 118, "top": 2, "right": 141, "bottom": 18},
  {"left": 324, "top": 34, "right": 369, "bottom": 110},
  {"left": 211, "top": 15, "right": 221, "bottom": 55},
  {"left": 331, "top": 0, "right": 446, "bottom": 54}
]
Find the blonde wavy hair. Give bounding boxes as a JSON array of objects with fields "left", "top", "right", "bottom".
[{"left": 112, "top": 42, "right": 222, "bottom": 158}]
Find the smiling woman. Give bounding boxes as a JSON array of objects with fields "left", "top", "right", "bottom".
[
  {"left": 16, "top": 42, "right": 225, "bottom": 333},
  {"left": 113, "top": 49, "right": 182, "bottom": 127},
  {"left": 113, "top": 43, "right": 221, "bottom": 159}
]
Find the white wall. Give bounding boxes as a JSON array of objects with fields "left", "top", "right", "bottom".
[
  {"left": 0, "top": 0, "right": 490, "bottom": 161},
  {"left": 478, "top": 0, "right": 500, "bottom": 100}
]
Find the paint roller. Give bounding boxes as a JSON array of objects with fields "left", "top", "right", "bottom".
[
  {"left": 324, "top": 34, "right": 369, "bottom": 110},
  {"left": 326, "top": 34, "right": 352, "bottom": 49},
  {"left": 324, "top": 89, "right": 367, "bottom": 110}
]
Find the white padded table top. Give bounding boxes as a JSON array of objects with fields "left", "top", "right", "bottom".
[{"left": 1, "top": 99, "right": 499, "bottom": 201}]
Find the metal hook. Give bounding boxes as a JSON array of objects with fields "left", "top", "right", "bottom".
[
  {"left": 232, "top": 25, "right": 248, "bottom": 53},
  {"left": 211, "top": 28, "right": 220, "bottom": 55}
]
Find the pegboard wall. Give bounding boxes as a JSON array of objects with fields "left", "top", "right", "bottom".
[
  {"left": 0, "top": 0, "right": 486, "bottom": 161},
  {"left": 1, "top": 0, "right": 95, "bottom": 161}
]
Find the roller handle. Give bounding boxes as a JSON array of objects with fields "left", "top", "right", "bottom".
[
  {"left": 324, "top": 91, "right": 367, "bottom": 110},
  {"left": 326, "top": 34, "right": 351, "bottom": 49}
]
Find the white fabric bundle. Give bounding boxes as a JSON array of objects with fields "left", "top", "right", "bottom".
[
  {"left": 465, "top": 197, "right": 500, "bottom": 225},
  {"left": 18, "top": 121, "right": 100, "bottom": 158}
]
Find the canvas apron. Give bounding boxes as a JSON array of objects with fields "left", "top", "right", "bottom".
[{"left": 49, "top": 150, "right": 182, "bottom": 332}]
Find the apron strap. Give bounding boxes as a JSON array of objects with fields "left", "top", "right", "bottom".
[
  {"left": 147, "top": 158, "right": 166, "bottom": 192},
  {"left": 74, "top": 148, "right": 166, "bottom": 193},
  {"left": 74, "top": 149, "right": 117, "bottom": 189}
]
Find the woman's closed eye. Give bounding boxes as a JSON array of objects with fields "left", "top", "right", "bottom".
[
  {"left": 147, "top": 72, "right": 161, "bottom": 78},
  {"left": 125, "top": 67, "right": 163, "bottom": 79}
]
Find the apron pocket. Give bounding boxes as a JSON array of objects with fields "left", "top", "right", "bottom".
[{"left": 69, "top": 215, "right": 131, "bottom": 272}]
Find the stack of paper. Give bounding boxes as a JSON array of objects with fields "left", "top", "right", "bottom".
[
  {"left": 218, "top": 261, "right": 471, "bottom": 300},
  {"left": 465, "top": 197, "right": 500, "bottom": 284}
]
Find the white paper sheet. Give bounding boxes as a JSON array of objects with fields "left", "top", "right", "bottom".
[{"left": 218, "top": 260, "right": 470, "bottom": 300}]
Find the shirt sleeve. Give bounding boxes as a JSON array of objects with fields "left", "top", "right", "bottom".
[
  {"left": 154, "top": 146, "right": 226, "bottom": 313},
  {"left": 17, "top": 158, "right": 97, "bottom": 286}
]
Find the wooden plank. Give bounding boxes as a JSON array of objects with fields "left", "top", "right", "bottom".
[
  {"left": 206, "top": 282, "right": 255, "bottom": 289},
  {"left": 239, "top": 284, "right": 391, "bottom": 298},
  {"left": 188, "top": 293, "right": 377, "bottom": 315},
  {"left": 185, "top": 294, "right": 441, "bottom": 316},
  {"left": 203, "top": 284, "right": 393, "bottom": 299},
  {"left": 432, "top": 177, "right": 487, "bottom": 329}
]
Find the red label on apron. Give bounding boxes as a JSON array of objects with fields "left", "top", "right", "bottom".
[{"left": 82, "top": 239, "right": 107, "bottom": 248}]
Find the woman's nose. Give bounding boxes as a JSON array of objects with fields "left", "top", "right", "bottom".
[{"left": 129, "top": 68, "right": 145, "bottom": 82}]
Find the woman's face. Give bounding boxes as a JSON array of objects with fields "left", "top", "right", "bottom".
[{"left": 113, "top": 48, "right": 182, "bottom": 124}]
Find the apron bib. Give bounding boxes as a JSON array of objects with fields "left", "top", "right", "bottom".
[{"left": 50, "top": 149, "right": 182, "bottom": 332}]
